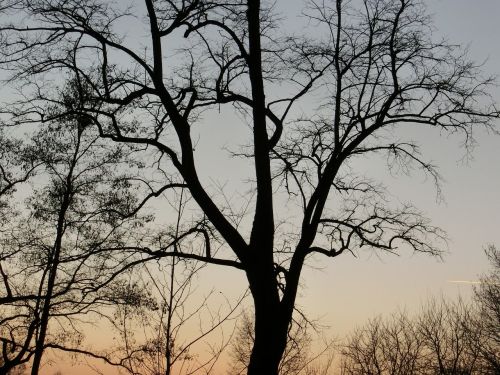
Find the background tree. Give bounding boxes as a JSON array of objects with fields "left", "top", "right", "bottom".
[
  {"left": 417, "top": 299, "right": 483, "bottom": 374},
  {"left": 340, "top": 312, "right": 422, "bottom": 375},
  {"left": 105, "top": 262, "right": 243, "bottom": 375},
  {"left": 339, "top": 296, "right": 498, "bottom": 374},
  {"left": 0, "top": 0, "right": 498, "bottom": 374},
  {"left": 472, "top": 246, "right": 500, "bottom": 373},
  {"left": 0, "top": 83, "right": 161, "bottom": 374}
]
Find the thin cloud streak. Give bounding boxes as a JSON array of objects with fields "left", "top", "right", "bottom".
[{"left": 447, "top": 280, "right": 499, "bottom": 285}]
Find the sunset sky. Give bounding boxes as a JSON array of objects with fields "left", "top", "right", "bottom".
[{"left": 18, "top": 0, "right": 500, "bottom": 374}]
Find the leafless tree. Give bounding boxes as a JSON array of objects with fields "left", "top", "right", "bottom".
[
  {"left": 340, "top": 312, "right": 422, "bottom": 375},
  {"left": 105, "top": 251, "right": 245, "bottom": 375},
  {"left": 340, "top": 298, "right": 496, "bottom": 374},
  {"left": 0, "top": 0, "right": 498, "bottom": 373},
  {"left": 472, "top": 246, "right": 500, "bottom": 373},
  {"left": 0, "top": 83, "right": 159, "bottom": 374},
  {"left": 417, "top": 299, "right": 484, "bottom": 374}
]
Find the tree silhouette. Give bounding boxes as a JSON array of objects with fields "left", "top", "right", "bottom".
[
  {"left": 0, "top": 0, "right": 498, "bottom": 373},
  {"left": 472, "top": 246, "right": 500, "bottom": 372},
  {"left": 339, "top": 297, "right": 497, "bottom": 375},
  {"left": 0, "top": 83, "right": 155, "bottom": 374},
  {"left": 103, "top": 195, "right": 245, "bottom": 375}
]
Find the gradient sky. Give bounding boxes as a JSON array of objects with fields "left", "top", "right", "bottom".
[{"left": 32, "top": 0, "right": 500, "bottom": 374}]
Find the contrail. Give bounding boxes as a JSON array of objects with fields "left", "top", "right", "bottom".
[{"left": 447, "top": 280, "right": 499, "bottom": 285}]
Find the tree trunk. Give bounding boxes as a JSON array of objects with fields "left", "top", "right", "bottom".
[
  {"left": 30, "top": 208, "right": 67, "bottom": 375},
  {"left": 246, "top": 269, "right": 290, "bottom": 375},
  {"left": 247, "top": 310, "right": 289, "bottom": 375}
]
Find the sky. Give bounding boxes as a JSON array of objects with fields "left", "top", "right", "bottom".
[{"left": 13, "top": 0, "right": 500, "bottom": 374}]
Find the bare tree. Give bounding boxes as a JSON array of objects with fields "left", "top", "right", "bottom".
[
  {"left": 106, "top": 255, "right": 244, "bottom": 375},
  {"left": 0, "top": 0, "right": 498, "bottom": 373},
  {"left": 340, "top": 298, "right": 495, "bottom": 375},
  {"left": 417, "top": 299, "right": 484, "bottom": 374},
  {"left": 0, "top": 83, "right": 156, "bottom": 374},
  {"left": 472, "top": 246, "right": 500, "bottom": 373},
  {"left": 340, "top": 312, "right": 423, "bottom": 375}
]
